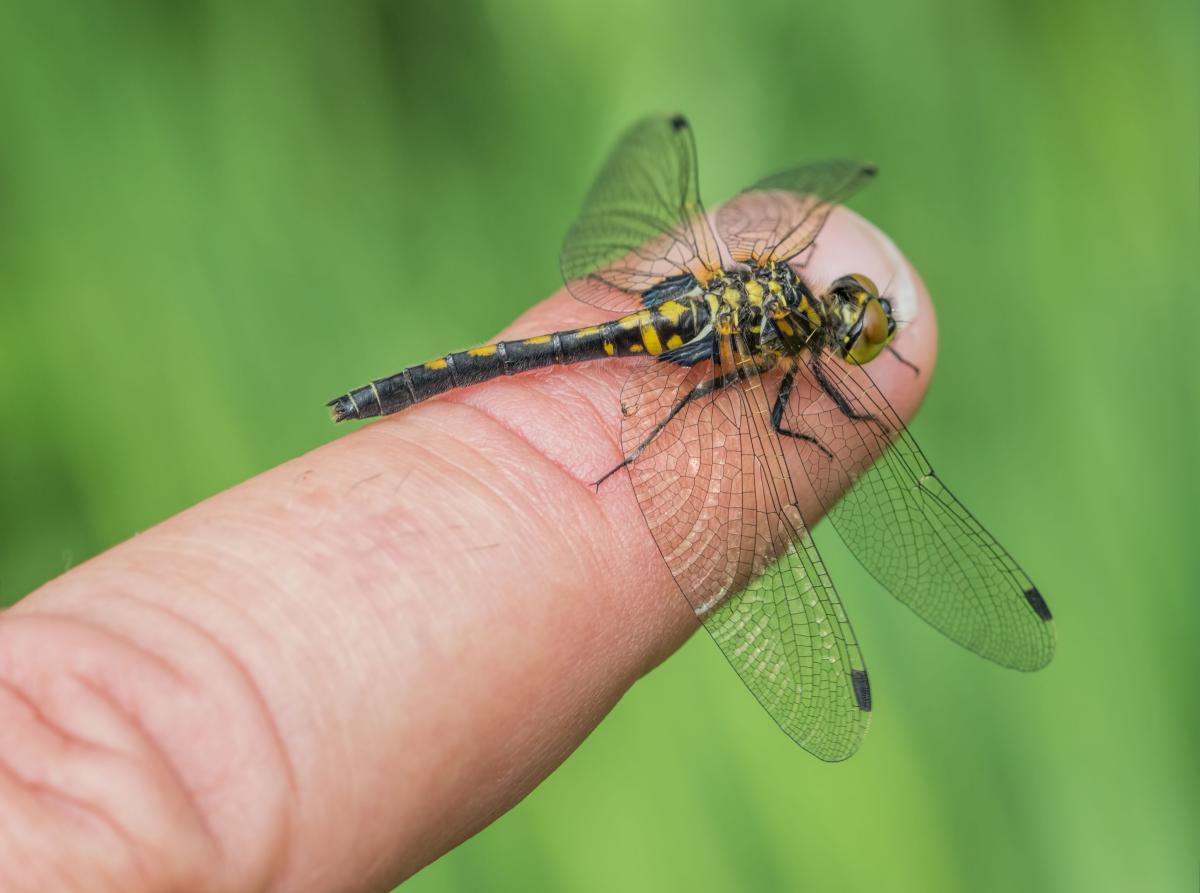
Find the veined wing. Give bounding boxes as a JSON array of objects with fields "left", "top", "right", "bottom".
[
  {"left": 618, "top": 334, "right": 871, "bottom": 760},
  {"left": 714, "top": 161, "right": 876, "bottom": 264},
  {"left": 775, "top": 349, "right": 1056, "bottom": 670},
  {"left": 560, "top": 115, "right": 722, "bottom": 314}
]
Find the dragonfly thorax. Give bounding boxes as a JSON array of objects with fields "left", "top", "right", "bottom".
[
  {"left": 698, "top": 260, "right": 829, "bottom": 355},
  {"left": 695, "top": 263, "right": 898, "bottom": 366}
]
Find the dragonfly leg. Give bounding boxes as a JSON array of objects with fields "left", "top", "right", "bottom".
[
  {"left": 808, "top": 354, "right": 879, "bottom": 424},
  {"left": 594, "top": 372, "right": 730, "bottom": 488},
  {"left": 770, "top": 369, "right": 833, "bottom": 459}
]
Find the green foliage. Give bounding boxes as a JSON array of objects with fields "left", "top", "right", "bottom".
[{"left": 0, "top": 1, "right": 1195, "bottom": 890}]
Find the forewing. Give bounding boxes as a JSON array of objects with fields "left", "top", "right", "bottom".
[
  {"left": 561, "top": 115, "right": 721, "bottom": 313},
  {"left": 714, "top": 161, "right": 876, "bottom": 264},
  {"left": 776, "top": 351, "right": 1056, "bottom": 671},
  {"left": 620, "top": 339, "right": 871, "bottom": 760}
]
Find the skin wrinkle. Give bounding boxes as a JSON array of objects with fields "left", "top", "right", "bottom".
[
  {"left": 141, "top": 528, "right": 331, "bottom": 651},
  {"left": 0, "top": 614, "right": 216, "bottom": 865},
  {"left": 0, "top": 675, "right": 150, "bottom": 889},
  {"left": 49, "top": 571, "right": 300, "bottom": 814},
  {"left": 14, "top": 625, "right": 219, "bottom": 841},
  {"left": 4, "top": 606, "right": 188, "bottom": 685},
  {"left": 71, "top": 670, "right": 217, "bottom": 848},
  {"left": 449, "top": 364, "right": 632, "bottom": 484},
  {"left": 75, "top": 579, "right": 295, "bottom": 890},
  {"left": 409, "top": 403, "right": 606, "bottom": 547},
  {"left": 0, "top": 675, "right": 116, "bottom": 757},
  {"left": 0, "top": 671, "right": 166, "bottom": 888},
  {"left": 9, "top": 597, "right": 289, "bottom": 891},
  {"left": 447, "top": 392, "right": 608, "bottom": 491},
  {"left": 389, "top": 411, "right": 556, "bottom": 522},
  {"left": 344, "top": 421, "right": 510, "bottom": 524},
  {"left": 138, "top": 494, "right": 451, "bottom": 753},
  {"left": 547, "top": 362, "right": 633, "bottom": 444},
  {"left": 0, "top": 761, "right": 140, "bottom": 889}
]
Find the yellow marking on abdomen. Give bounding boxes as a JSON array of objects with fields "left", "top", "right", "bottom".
[
  {"left": 745, "top": 281, "right": 764, "bottom": 304},
  {"left": 468, "top": 344, "right": 498, "bottom": 356},
  {"left": 629, "top": 343, "right": 643, "bottom": 353},
  {"left": 640, "top": 323, "right": 663, "bottom": 355},
  {"left": 666, "top": 334, "right": 683, "bottom": 349},
  {"left": 603, "top": 340, "right": 615, "bottom": 356},
  {"left": 425, "top": 358, "right": 448, "bottom": 370},
  {"left": 522, "top": 335, "right": 551, "bottom": 345}
]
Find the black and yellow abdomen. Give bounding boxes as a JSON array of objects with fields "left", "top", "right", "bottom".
[{"left": 327, "top": 298, "right": 706, "bottom": 422}]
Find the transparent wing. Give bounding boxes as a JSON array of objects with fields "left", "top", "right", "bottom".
[
  {"left": 714, "top": 161, "right": 876, "bottom": 263},
  {"left": 560, "top": 115, "right": 722, "bottom": 313},
  {"left": 619, "top": 336, "right": 871, "bottom": 760},
  {"left": 775, "top": 349, "right": 1056, "bottom": 671}
]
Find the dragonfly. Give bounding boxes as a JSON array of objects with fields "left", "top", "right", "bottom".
[{"left": 327, "top": 114, "right": 1055, "bottom": 761}]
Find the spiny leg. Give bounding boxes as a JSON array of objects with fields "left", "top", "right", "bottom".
[
  {"left": 594, "top": 371, "right": 730, "bottom": 488},
  {"left": 770, "top": 368, "right": 833, "bottom": 459}
]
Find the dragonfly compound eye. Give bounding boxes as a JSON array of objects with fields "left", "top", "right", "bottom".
[
  {"left": 845, "top": 299, "right": 895, "bottom": 365},
  {"left": 862, "top": 299, "right": 889, "bottom": 346}
]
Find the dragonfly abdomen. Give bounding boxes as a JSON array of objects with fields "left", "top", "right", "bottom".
[
  {"left": 327, "top": 300, "right": 704, "bottom": 422},
  {"left": 327, "top": 333, "right": 584, "bottom": 421}
]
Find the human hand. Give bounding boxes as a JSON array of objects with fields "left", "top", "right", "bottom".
[{"left": 0, "top": 210, "right": 934, "bottom": 891}]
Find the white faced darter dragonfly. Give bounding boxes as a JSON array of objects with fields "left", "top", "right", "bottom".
[{"left": 327, "top": 114, "right": 1055, "bottom": 761}]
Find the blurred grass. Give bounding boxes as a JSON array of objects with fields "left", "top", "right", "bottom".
[{"left": 0, "top": 0, "right": 1196, "bottom": 890}]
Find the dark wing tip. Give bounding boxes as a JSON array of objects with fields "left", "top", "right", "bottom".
[
  {"left": 861, "top": 162, "right": 879, "bottom": 177},
  {"left": 1023, "top": 586, "right": 1054, "bottom": 622},
  {"left": 851, "top": 669, "right": 872, "bottom": 711},
  {"left": 669, "top": 114, "right": 689, "bottom": 130}
]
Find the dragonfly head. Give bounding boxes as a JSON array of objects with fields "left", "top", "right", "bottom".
[{"left": 829, "top": 273, "right": 897, "bottom": 365}]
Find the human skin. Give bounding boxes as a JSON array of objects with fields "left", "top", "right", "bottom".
[{"left": 0, "top": 210, "right": 935, "bottom": 892}]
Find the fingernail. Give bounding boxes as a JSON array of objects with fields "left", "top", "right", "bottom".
[{"left": 839, "top": 208, "right": 920, "bottom": 325}]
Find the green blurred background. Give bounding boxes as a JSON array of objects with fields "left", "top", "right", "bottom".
[{"left": 1, "top": 1, "right": 1195, "bottom": 890}]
